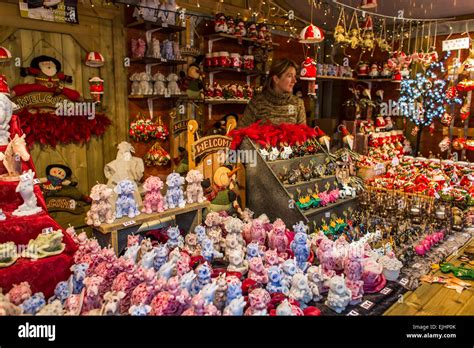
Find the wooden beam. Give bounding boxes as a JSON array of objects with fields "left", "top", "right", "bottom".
[{"left": 0, "top": 26, "right": 17, "bottom": 45}]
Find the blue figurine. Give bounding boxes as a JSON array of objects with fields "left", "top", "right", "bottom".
[
  {"left": 195, "top": 225, "right": 206, "bottom": 244},
  {"left": 165, "top": 226, "right": 184, "bottom": 250},
  {"left": 114, "top": 179, "right": 140, "bottom": 219},
  {"left": 164, "top": 173, "right": 186, "bottom": 209},
  {"left": 70, "top": 263, "right": 88, "bottom": 295},
  {"left": 153, "top": 244, "right": 169, "bottom": 272},
  {"left": 191, "top": 262, "right": 212, "bottom": 295},
  {"left": 225, "top": 280, "right": 243, "bottom": 306},
  {"left": 291, "top": 232, "right": 310, "bottom": 271},
  {"left": 48, "top": 280, "right": 70, "bottom": 304},
  {"left": 246, "top": 242, "right": 264, "bottom": 260},
  {"left": 21, "top": 292, "right": 46, "bottom": 315},
  {"left": 281, "top": 258, "right": 299, "bottom": 292},
  {"left": 201, "top": 237, "right": 223, "bottom": 263},
  {"left": 129, "top": 304, "right": 151, "bottom": 316},
  {"left": 266, "top": 266, "right": 286, "bottom": 294},
  {"left": 292, "top": 221, "right": 309, "bottom": 234}
]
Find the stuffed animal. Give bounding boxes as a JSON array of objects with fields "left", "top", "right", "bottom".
[
  {"left": 185, "top": 169, "right": 205, "bottom": 204},
  {"left": 142, "top": 176, "right": 165, "bottom": 214},
  {"left": 114, "top": 179, "right": 140, "bottom": 219},
  {"left": 180, "top": 55, "right": 205, "bottom": 99},
  {"left": 153, "top": 72, "right": 166, "bottom": 95},
  {"left": 86, "top": 184, "right": 115, "bottom": 226},
  {"left": 164, "top": 172, "right": 186, "bottom": 209},
  {"left": 167, "top": 73, "right": 181, "bottom": 95}
]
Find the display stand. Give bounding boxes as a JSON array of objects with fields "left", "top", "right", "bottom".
[
  {"left": 0, "top": 116, "right": 77, "bottom": 298},
  {"left": 92, "top": 201, "right": 209, "bottom": 255},
  {"left": 241, "top": 138, "right": 359, "bottom": 230}
]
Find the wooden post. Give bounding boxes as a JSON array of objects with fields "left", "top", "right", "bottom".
[{"left": 187, "top": 119, "right": 199, "bottom": 170}]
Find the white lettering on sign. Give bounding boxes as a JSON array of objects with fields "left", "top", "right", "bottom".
[
  {"left": 442, "top": 37, "right": 470, "bottom": 51},
  {"left": 360, "top": 300, "right": 374, "bottom": 310},
  {"left": 380, "top": 287, "right": 393, "bottom": 295},
  {"left": 347, "top": 310, "right": 360, "bottom": 316}
]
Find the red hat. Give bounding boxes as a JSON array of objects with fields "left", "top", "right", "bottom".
[
  {"left": 360, "top": 0, "right": 377, "bottom": 9},
  {"left": 0, "top": 46, "right": 11, "bottom": 62},
  {"left": 300, "top": 57, "right": 317, "bottom": 81},
  {"left": 363, "top": 15, "right": 373, "bottom": 30},
  {"left": 85, "top": 51, "right": 105, "bottom": 67},
  {"left": 299, "top": 24, "right": 325, "bottom": 44},
  {"left": 0, "top": 74, "right": 10, "bottom": 96}
]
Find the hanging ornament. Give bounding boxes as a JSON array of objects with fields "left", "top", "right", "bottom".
[
  {"left": 300, "top": 57, "right": 317, "bottom": 96},
  {"left": 452, "top": 137, "right": 466, "bottom": 151},
  {"left": 334, "top": 7, "right": 349, "bottom": 45},
  {"left": 360, "top": 0, "right": 378, "bottom": 9},
  {"left": 154, "top": 116, "right": 169, "bottom": 140},
  {"left": 144, "top": 142, "right": 171, "bottom": 166},
  {"left": 457, "top": 47, "right": 474, "bottom": 75},
  {"left": 439, "top": 137, "right": 451, "bottom": 152},
  {"left": 457, "top": 79, "right": 474, "bottom": 92},
  {"left": 428, "top": 122, "right": 435, "bottom": 135},
  {"left": 347, "top": 11, "right": 361, "bottom": 49},
  {"left": 360, "top": 15, "right": 375, "bottom": 51},
  {"left": 0, "top": 74, "right": 11, "bottom": 96},
  {"left": 299, "top": 24, "right": 325, "bottom": 44},
  {"left": 440, "top": 112, "right": 453, "bottom": 127},
  {"left": 460, "top": 100, "right": 471, "bottom": 121},
  {"left": 88, "top": 76, "right": 104, "bottom": 103},
  {"left": 85, "top": 51, "right": 105, "bottom": 67},
  {"left": 0, "top": 46, "right": 12, "bottom": 62},
  {"left": 411, "top": 126, "right": 420, "bottom": 136}
]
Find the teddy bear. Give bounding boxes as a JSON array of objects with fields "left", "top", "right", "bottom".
[
  {"left": 86, "top": 184, "right": 115, "bottom": 226},
  {"left": 185, "top": 169, "right": 205, "bottom": 204},
  {"left": 167, "top": 73, "right": 181, "bottom": 95},
  {"left": 164, "top": 173, "right": 186, "bottom": 209},
  {"left": 142, "top": 176, "right": 165, "bottom": 214},
  {"left": 138, "top": 72, "right": 153, "bottom": 96},
  {"left": 114, "top": 179, "right": 140, "bottom": 219},
  {"left": 153, "top": 72, "right": 166, "bottom": 95}
]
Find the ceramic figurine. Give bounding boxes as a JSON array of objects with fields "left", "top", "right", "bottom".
[
  {"left": 259, "top": 147, "right": 270, "bottom": 161},
  {"left": 214, "top": 13, "right": 228, "bottom": 33},
  {"left": 245, "top": 288, "right": 271, "bottom": 316},
  {"left": 142, "top": 176, "right": 165, "bottom": 214},
  {"left": 290, "top": 231, "right": 310, "bottom": 271},
  {"left": 325, "top": 275, "right": 352, "bottom": 313},
  {"left": 158, "top": 0, "right": 177, "bottom": 25},
  {"left": 223, "top": 296, "right": 246, "bottom": 316},
  {"left": 123, "top": 243, "right": 140, "bottom": 264},
  {"left": 191, "top": 262, "right": 212, "bottom": 295},
  {"left": 129, "top": 304, "right": 152, "bottom": 316},
  {"left": 0, "top": 242, "right": 18, "bottom": 268},
  {"left": 344, "top": 255, "right": 364, "bottom": 304},
  {"left": 167, "top": 73, "right": 181, "bottom": 94},
  {"left": 225, "top": 276, "right": 243, "bottom": 306},
  {"left": 130, "top": 73, "right": 140, "bottom": 95},
  {"left": 247, "top": 23, "right": 258, "bottom": 39},
  {"left": 22, "top": 230, "right": 65, "bottom": 259},
  {"left": 235, "top": 19, "right": 247, "bottom": 37},
  {"left": 114, "top": 179, "right": 140, "bottom": 219},
  {"left": 264, "top": 249, "right": 283, "bottom": 267},
  {"left": 0, "top": 293, "right": 22, "bottom": 315},
  {"left": 266, "top": 266, "right": 286, "bottom": 294},
  {"left": 225, "top": 233, "right": 244, "bottom": 260},
  {"left": 268, "top": 218, "right": 289, "bottom": 256},
  {"left": 64, "top": 292, "right": 85, "bottom": 316},
  {"left": 362, "top": 258, "right": 386, "bottom": 293},
  {"left": 243, "top": 219, "right": 267, "bottom": 246},
  {"left": 368, "top": 63, "right": 379, "bottom": 78},
  {"left": 288, "top": 273, "right": 312, "bottom": 308},
  {"left": 227, "top": 248, "right": 249, "bottom": 274},
  {"left": 68, "top": 263, "right": 89, "bottom": 295},
  {"left": 248, "top": 257, "right": 268, "bottom": 284},
  {"left": 81, "top": 275, "right": 105, "bottom": 314},
  {"left": 275, "top": 299, "right": 304, "bottom": 316},
  {"left": 223, "top": 217, "right": 245, "bottom": 248},
  {"left": 36, "top": 299, "right": 65, "bottom": 316},
  {"left": 1, "top": 134, "right": 30, "bottom": 178},
  {"left": 161, "top": 40, "right": 175, "bottom": 61},
  {"left": 131, "top": 38, "right": 146, "bottom": 58},
  {"left": 281, "top": 258, "right": 300, "bottom": 291},
  {"left": 172, "top": 41, "right": 182, "bottom": 61},
  {"left": 246, "top": 242, "right": 264, "bottom": 260},
  {"left": 141, "top": 248, "right": 158, "bottom": 269},
  {"left": 204, "top": 212, "right": 224, "bottom": 251},
  {"left": 212, "top": 273, "right": 227, "bottom": 311},
  {"left": 268, "top": 147, "right": 280, "bottom": 161},
  {"left": 12, "top": 170, "right": 42, "bottom": 217},
  {"left": 226, "top": 16, "right": 235, "bottom": 35},
  {"left": 185, "top": 169, "right": 205, "bottom": 204},
  {"left": 101, "top": 291, "right": 126, "bottom": 315},
  {"left": 137, "top": 71, "right": 153, "bottom": 95},
  {"left": 184, "top": 233, "right": 201, "bottom": 257},
  {"left": 280, "top": 145, "right": 293, "bottom": 160},
  {"left": 194, "top": 225, "right": 206, "bottom": 244},
  {"left": 153, "top": 72, "right": 166, "bottom": 95},
  {"left": 176, "top": 250, "right": 191, "bottom": 277},
  {"left": 201, "top": 237, "right": 223, "bottom": 263},
  {"left": 0, "top": 93, "right": 13, "bottom": 145},
  {"left": 180, "top": 271, "right": 197, "bottom": 294},
  {"left": 164, "top": 226, "right": 184, "bottom": 250},
  {"left": 7, "top": 282, "right": 32, "bottom": 306},
  {"left": 164, "top": 173, "right": 186, "bottom": 209},
  {"left": 20, "top": 292, "right": 46, "bottom": 315},
  {"left": 306, "top": 266, "right": 324, "bottom": 301}
]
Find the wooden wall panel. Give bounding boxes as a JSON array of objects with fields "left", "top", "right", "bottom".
[{"left": 0, "top": 2, "right": 128, "bottom": 195}]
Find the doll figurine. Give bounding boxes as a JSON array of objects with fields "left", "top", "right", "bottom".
[
  {"left": 142, "top": 176, "right": 165, "bottom": 214},
  {"left": 185, "top": 169, "right": 205, "bottom": 204},
  {"left": 164, "top": 173, "right": 186, "bottom": 209},
  {"left": 115, "top": 179, "right": 140, "bottom": 219},
  {"left": 325, "top": 275, "right": 352, "bottom": 313},
  {"left": 288, "top": 273, "right": 312, "bottom": 308},
  {"left": 227, "top": 248, "right": 249, "bottom": 275},
  {"left": 245, "top": 288, "right": 271, "bottom": 316},
  {"left": 248, "top": 257, "right": 268, "bottom": 284},
  {"left": 290, "top": 232, "right": 310, "bottom": 271},
  {"left": 306, "top": 266, "right": 324, "bottom": 301},
  {"left": 201, "top": 237, "right": 223, "bottom": 263},
  {"left": 266, "top": 266, "right": 286, "bottom": 294}
]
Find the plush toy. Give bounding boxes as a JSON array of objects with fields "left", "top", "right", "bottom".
[
  {"left": 180, "top": 55, "right": 205, "bottom": 99},
  {"left": 114, "top": 179, "right": 140, "bottom": 219},
  {"left": 185, "top": 169, "right": 205, "bottom": 204},
  {"left": 142, "top": 176, "right": 165, "bottom": 214},
  {"left": 164, "top": 172, "right": 186, "bottom": 209},
  {"left": 13, "top": 55, "right": 80, "bottom": 101},
  {"left": 86, "top": 184, "right": 115, "bottom": 226}
]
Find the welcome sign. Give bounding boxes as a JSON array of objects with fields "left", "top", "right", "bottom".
[{"left": 192, "top": 135, "right": 232, "bottom": 159}]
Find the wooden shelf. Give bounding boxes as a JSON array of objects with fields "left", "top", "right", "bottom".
[
  {"left": 127, "top": 20, "right": 186, "bottom": 33},
  {"left": 204, "top": 98, "right": 249, "bottom": 105},
  {"left": 130, "top": 57, "right": 187, "bottom": 65},
  {"left": 205, "top": 33, "right": 280, "bottom": 47},
  {"left": 284, "top": 175, "right": 336, "bottom": 189},
  {"left": 317, "top": 75, "right": 356, "bottom": 81},
  {"left": 303, "top": 196, "right": 359, "bottom": 217},
  {"left": 356, "top": 77, "right": 399, "bottom": 83},
  {"left": 205, "top": 67, "right": 265, "bottom": 77},
  {"left": 128, "top": 94, "right": 184, "bottom": 100}
]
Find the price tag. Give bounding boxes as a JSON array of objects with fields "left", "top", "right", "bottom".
[
  {"left": 123, "top": 220, "right": 136, "bottom": 227},
  {"left": 164, "top": 89, "right": 171, "bottom": 98},
  {"left": 162, "top": 23, "right": 168, "bottom": 28},
  {"left": 399, "top": 278, "right": 409, "bottom": 286},
  {"left": 325, "top": 212, "right": 331, "bottom": 218},
  {"left": 161, "top": 58, "right": 168, "bottom": 63},
  {"left": 347, "top": 310, "right": 360, "bottom": 316},
  {"left": 380, "top": 287, "right": 393, "bottom": 295},
  {"left": 33, "top": 179, "right": 41, "bottom": 185},
  {"left": 360, "top": 300, "right": 374, "bottom": 310},
  {"left": 442, "top": 37, "right": 470, "bottom": 51}
]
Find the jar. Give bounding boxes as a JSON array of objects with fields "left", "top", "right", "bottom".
[
  {"left": 230, "top": 53, "right": 242, "bottom": 68},
  {"left": 211, "top": 52, "right": 220, "bottom": 67},
  {"left": 243, "top": 55, "right": 254, "bottom": 70},
  {"left": 204, "top": 53, "right": 212, "bottom": 68},
  {"left": 219, "top": 52, "right": 230, "bottom": 67}
]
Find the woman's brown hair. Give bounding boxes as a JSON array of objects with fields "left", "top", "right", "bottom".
[{"left": 264, "top": 58, "right": 299, "bottom": 91}]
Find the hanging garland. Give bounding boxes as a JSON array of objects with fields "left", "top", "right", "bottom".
[{"left": 399, "top": 51, "right": 462, "bottom": 127}]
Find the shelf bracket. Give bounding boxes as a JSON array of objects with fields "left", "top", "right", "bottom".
[{"left": 208, "top": 37, "right": 224, "bottom": 53}]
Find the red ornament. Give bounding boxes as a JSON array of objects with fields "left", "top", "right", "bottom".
[
  {"left": 299, "top": 24, "right": 324, "bottom": 44},
  {"left": 85, "top": 51, "right": 105, "bottom": 67},
  {"left": 0, "top": 46, "right": 12, "bottom": 62}
]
